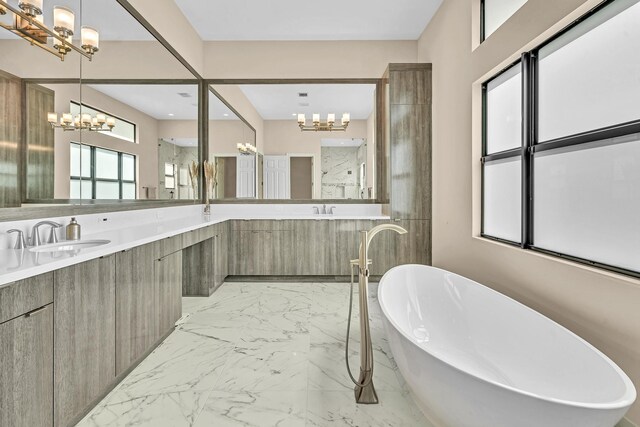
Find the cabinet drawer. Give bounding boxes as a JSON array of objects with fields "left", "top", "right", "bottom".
[
  {"left": 0, "top": 273, "right": 53, "bottom": 324},
  {"left": 159, "top": 235, "right": 182, "bottom": 257},
  {"left": 231, "top": 219, "right": 291, "bottom": 231}
]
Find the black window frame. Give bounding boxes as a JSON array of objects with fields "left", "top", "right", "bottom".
[
  {"left": 481, "top": 0, "right": 640, "bottom": 279},
  {"left": 70, "top": 143, "right": 137, "bottom": 200}
]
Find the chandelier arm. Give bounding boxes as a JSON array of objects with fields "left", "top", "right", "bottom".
[{"left": 0, "top": 0, "right": 93, "bottom": 61}]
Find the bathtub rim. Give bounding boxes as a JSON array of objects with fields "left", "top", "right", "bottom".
[{"left": 377, "top": 263, "right": 637, "bottom": 411}]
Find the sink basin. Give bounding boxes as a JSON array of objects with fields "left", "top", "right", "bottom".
[{"left": 29, "top": 239, "right": 111, "bottom": 253}]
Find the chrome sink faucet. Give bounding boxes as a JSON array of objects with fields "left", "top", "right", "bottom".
[
  {"left": 30, "top": 221, "right": 62, "bottom": 247},
  {"left": 312, "top": 206, "right": 320, "bottom": 214},
  {"left": 328, "top": 206, "right": 336, "bottom": 215},
  {"left": 321, "top": 204, "right": 327, "bottom": 214}
]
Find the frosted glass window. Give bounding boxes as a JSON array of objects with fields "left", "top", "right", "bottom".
[
  {"left": 486, "top": 65, "right": 521, "bottom": 154},
  {"left": 483, "top": 157, "right": 521, "bottom": 242},
  {"left": 122, "top": 154, "right": 135, "bottom": 181},
  {"left": 70, "top": 180, "right": 92, "bottom": 199},
  {"left": 95, "top": 181, "right": 120, "bottom": 199},
  {"left": 122, "top": 183, "right": 136, "bottom": 200},
  {"left": 80, "top": 180, "right": 92, "bottom": 199},
  {"left": 95, "top": 148, "right": 119, "bottom": 180},
  {"left": 484, "top": 0, "right": 528, "bottom": 38},
  {"left": 70, "top": 143, "right": 91, "bottom": 178},
  {"left": 538, "top": 0, "right": 640, "bottom": 142},
  {"left": 534, "top": 135, "right": 640, "bottom": 272}
]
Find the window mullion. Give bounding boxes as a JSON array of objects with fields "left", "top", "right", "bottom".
[{"left": 521, "top": 52, "right": 534, "bottom": 249}]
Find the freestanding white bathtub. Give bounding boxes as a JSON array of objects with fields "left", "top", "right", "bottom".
[{"left": 378, "top": 265, "right": 636, "bottom": 427}]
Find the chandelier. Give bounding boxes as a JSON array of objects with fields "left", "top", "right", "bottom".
[
  {"left": 0, "top": 0, "right": 100, "bottom": 61},
  {"left": 47, "top": 112, "right": 115, "bottom": 132},
  {"left": 237, "top": 143, "right": 257, "bottom": 155},
  {"left": 297, "top": 113, "right": 350, "bottom": 132}
]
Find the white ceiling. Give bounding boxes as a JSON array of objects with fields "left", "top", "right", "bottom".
[
  {"left": 89, "top": 84, "right": 199, "bottom": 120},
  {"left": 87, "top": 85, "right": 240, "bottom": 121},
  {"left": 0, "top": 0, "right": 154, "bottom": 40},
  {"left": 175, "top": 0, "right": 443, "bottom": 41},
  {"left": 239, "top": 84, "right": 376, "bottom": 120}
]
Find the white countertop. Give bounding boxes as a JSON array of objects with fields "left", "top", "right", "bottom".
[{"left": 0, "top": 207, "right": 390, "bottom": 287}]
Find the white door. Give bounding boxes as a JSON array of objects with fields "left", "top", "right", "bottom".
[
  {"left": 236, "top": 155, "right": 256, "bottom": 198},
  {"left": 263, "top": 155, "right": 290, "bottom": 199}
]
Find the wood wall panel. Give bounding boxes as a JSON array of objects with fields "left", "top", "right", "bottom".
[
  {"left": 26, "top": 83, "right": 55, "bottom": 201},
  {"left": 0, "top": 70, "right": 22, "bottom": 208}
]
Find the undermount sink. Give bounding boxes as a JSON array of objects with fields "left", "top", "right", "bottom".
[{"left": 29, "top": 239, "right": 111, "bottom": 253}]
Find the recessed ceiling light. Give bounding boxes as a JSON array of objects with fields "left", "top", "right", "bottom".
[
  {"left": 292, "top": 113, "right": 297, "bottom": 116},
  {"left": 223, "top": 113, "right": 229, "bottom": 117},
  {"left": 168, "top": 113, "right": 175, "bottom": 117}
]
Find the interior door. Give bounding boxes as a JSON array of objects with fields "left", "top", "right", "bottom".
[
  {"left": 236, "top": 155, "right": 256, "bottom": 198},
  {"left": 263, "top": 155, "right": 290, "bottom": 199}
]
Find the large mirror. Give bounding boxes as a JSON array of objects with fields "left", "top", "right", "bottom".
[
  {"left": 208, "top": 83, "right": 377, "bottom": 201},
  {"left": 0, "top": 0, "right": 199, "bottom": 208}
]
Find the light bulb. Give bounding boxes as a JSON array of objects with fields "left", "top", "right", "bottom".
[
  {"left": 81, "top": 26, "right": 99, "bottom": 53},
  {"left": 54, "top": 6, "right": 75, "bottom": 36},
  {"left": 297, "top": 113, "right": 305, "bottom": 124},
  {"left": 47, "top": 112, "right": 58, "bottom": 124}
]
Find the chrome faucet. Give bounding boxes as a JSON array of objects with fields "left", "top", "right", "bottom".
[
  {"left": 7, "top": 230, "right": 27, "bottom": 249},
  {"left": 350, "top": 223, "right": 407, "bottom": 404},
  {"left": 30, "top": 221, "right": 62, "bottom": 247},
  {"left": 328, "top": 206, "right": 336, "bottom": 215},
  {"left": 321, "top": 204, "right": 327, "bottom": 214},
  {"left": 312, "top": 206, "right": 320, "bottom": 215}
]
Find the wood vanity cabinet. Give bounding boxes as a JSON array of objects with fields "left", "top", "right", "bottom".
[
  {"left": 53, "top": 256, "right": 116, "bottom": 427},
  {"left": 0, "top": 274, "right": 53, "bottom": 427},
  {"left": 115, "top": 243, "right": 157, "bottom": 375},
  {"left": 156, "top": 250, "right": 182, "bottom": 337}
]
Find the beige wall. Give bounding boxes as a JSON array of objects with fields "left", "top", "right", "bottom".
[
  {"left": 126, "top": 0, "right": 204, "bottom": 77},
  {"left": 0, "top": 40, "right": 192, "bottom": 80},
  {"left": 49, "top": 84, "right": 160, "bottom": 199},
  {"left": 204, "top": 41, "right": 417, "bottom": 79},
  {"left": 263, "top": 120, "right": 368, "bottom": 199},
  {"left": 419, "top": 0, "right": 640, "bottom": 422},
  {"left": 211, "top": 85, "right": 264, "bottom": 152}
]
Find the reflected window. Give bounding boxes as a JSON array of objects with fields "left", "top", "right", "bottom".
[
  {"left": 70, "top": 102, "right": 137, "bottom": 143},
  {"left": 70, "top": 143, "right": 137, "bottom": 200},
  {"left": 164, "top": 163, "right": 176, "bottom": 189}
]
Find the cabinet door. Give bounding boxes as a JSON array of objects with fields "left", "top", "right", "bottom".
[
  {"left": 54, "top": 255, "right": 116, "bottom": 427},
  {"left": 293, "top": 221, "right": 337, "bottom": 275},
  {"left": 156, "top": 251, "right": 182, "bottom": 338},
  {"left": 115, "top": 244, "right": 156, "bottom": 375},
  {"left": 0, "top": 304, "right": 53, "bottom": 427}
]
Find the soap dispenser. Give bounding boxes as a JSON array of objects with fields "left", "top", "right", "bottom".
[{"left": 66, "top": 217, "right": 81, "bottom": 241}]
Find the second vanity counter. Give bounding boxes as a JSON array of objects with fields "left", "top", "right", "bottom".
[{"left": 0, "top": 204, "right": 393, "bottom": 287}]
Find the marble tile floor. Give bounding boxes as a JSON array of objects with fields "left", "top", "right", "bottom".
[{"left": 77, "top": 282, "right": 433, "bottom": 427}]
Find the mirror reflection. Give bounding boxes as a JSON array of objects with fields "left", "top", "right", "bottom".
[
  {"left": 209, "top": 83, "right": 376, "bottom": 200},
  {"left": 0, "top": 0, "right": 199, "bottom": 207}
]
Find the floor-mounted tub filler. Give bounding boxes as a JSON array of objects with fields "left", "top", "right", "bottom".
[{"left": 376, "top": 264, "right": 636, "bottom": 427}]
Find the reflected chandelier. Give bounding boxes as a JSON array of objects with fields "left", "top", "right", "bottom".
[
  {"left": 0, "top": 0, "right": 100, "bottom": 61},
  {"left": 47, "top": 112, "right": 115, "bottom": 132},
  {"left": 297, "top": 113, "right": 350, "bottom": 132}
]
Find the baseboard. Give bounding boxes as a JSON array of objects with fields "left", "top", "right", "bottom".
[{"left": 224, "top": 275, "right": 383, "bottom": 283}]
